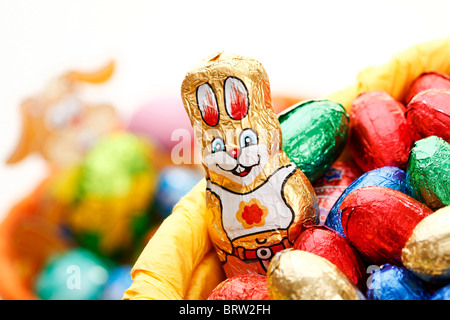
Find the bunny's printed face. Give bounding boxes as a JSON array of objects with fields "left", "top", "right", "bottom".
[
  {"left": 197, "top": 77, "right": 270, "bottom": 186},
  {"left": 206, "top": 127, "right": 268, "bottom": 184},
  {"left": 182, "top": 52, "right": 283, "bottom": 188}
]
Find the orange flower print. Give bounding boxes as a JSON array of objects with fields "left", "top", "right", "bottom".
[{"left": 236, "top": 199, "right": 268, "bottom": 229}]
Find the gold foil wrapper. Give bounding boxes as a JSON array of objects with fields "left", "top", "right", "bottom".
[
  {"left": 402, "top": 206, "right": 450, "bottom": 282},
  {"left": 267, "top": 249, "right": 363, "bottom": 300},
  {"left": 181, "top": 53, "right": 318, "bottom": 277}
]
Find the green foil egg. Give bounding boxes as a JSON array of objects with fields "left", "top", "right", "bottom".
[
  {"left": 65, "top": 132, "right": 158, "bottom": 260},
  {"left": 279, "top": 100, "right": 349, "bottom": 183},
  {"left": 407, "top": 136, "right": 450, "bottom": 210},
  {"left": 78, "top": 132, "right": 154, "bottom": 199}
]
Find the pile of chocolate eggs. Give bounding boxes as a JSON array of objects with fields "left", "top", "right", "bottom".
[{"left": 209, "top": 71, "right": 450, "bottom": 300}]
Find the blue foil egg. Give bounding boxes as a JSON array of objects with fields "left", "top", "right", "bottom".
[
  {"left": 154, "top": 166, "right": 202, "bottom": 219},
  {"left": 430, "top": 284, "right": 450, "bottom": 300},
  {"left": 366, "top": 264, "right": 430, "bottom": 300},
  {"left": 325, "top": 166, "right": 411, "bottom": 237},
  {"left": 101, "top": 265, "right": 133, "bottom": 300}
]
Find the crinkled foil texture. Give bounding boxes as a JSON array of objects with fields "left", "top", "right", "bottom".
[
  {"left": 267, "top": 249, "right": 363, "bottom": 300},
  {"left": 366, "top": 264, "right": 430, "bottom": 300},
  {"left": 325, "top": 166, "right": 410, "bottom": 237},
  {"left": 349, "top": 91, "right": 412, "bottom": 172},
  {"left": 208, "top": 274, "right": 269, "bottom": 300},
  {"left": 313, "top": 161, "right": 362, "bottom": 224},
  {"left": 405, "top": 88, "right": 450, "bottom": 142},
  {"left": 180, "top": 52, "right": 319, "bottom": 277},
  {"left": 404, "top": 71, "right": 450, "bottom": 104},
  {"left": 402, "top": 206, "right": 450, "bottom": 282},
  {"left": 407, "top": 136, "right": 450, "bottom": 210},
  {"left": 340, "top": 186, "right": 432, "bottom": 265},
  {"left": 293, "top": 226, "right": 366, "bottom": 291},
  {"left": 279, "top": 100, "right": 349, "bottom": 184},
  {"left": 181, "top": 52, "right": 279, "bottom": 154}
]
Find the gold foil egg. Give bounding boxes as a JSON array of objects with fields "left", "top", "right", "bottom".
[
  {"left": 402, "top": 206, "right": 450, "bottom": 282},
  {"left": 266, "top": 249, "right": 364, "bottom": 300}
]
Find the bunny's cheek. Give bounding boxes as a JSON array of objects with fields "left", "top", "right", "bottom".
[
  {"left": 239, "top": 145, "right": 262, "bottom": 167},
  {"left": 204, "top": 153, "right": 237, "bottom": 171}
]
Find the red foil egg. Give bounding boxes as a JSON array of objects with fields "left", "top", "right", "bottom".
[
  {"left": 313, "top": 161, "right": 362, "bottom": 224},
  {"left": 406, "top": 88, "right": 450, "bottom": 143},
  {"left": 349, "top": 91, "right": 413, "bottom": 172},
  {"left": 340, "top": 186, "right": 433, "bottom": 265},
  {"left": 208, "top": 274, "right": 270, "bottom": 300},
  {"left": 293, "top": 225, "right": 366, "bottom": 291},
  {"left": 404, "top": 71, "right": 450, "bottom": 104}
]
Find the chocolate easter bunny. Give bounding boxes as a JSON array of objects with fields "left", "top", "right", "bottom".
[
  {"left": 181, "top": 52, "right": 319, "bottom": 277},
  {"left": 6, "top": 61, "right": 121, "bottom": 169}
]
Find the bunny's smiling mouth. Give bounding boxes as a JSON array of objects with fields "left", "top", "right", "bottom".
[{"left": 217, "top": 156, "right": 261, "bottom": 177}]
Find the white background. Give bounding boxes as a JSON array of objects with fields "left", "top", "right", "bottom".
[{"left": 0, "top": 0, "right": 449, "bottom": 221}]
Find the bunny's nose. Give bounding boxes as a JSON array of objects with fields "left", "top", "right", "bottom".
[{"left": 228, "top": 148, "right": 240, "bottom": 159}]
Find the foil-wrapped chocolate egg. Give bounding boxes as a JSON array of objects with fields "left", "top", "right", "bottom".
[
  {"left": 313, "top": 161, "right": 362, "bottom": 224},
  {"left": 325, "top": 166, "right": 411, "bottom": 237},
  {"left": 404, "top": 71, "right": 450, "bottom": 104},
  {"left": 154, "top": 166, "right": 202, "bottom": 219},
  {"left": 349, "top": 91, "right": 412, "bottom": 172},
  {"left": 430, "top": 284, "right": 450, "bottom": 300},
  {"left": 61, "top": 132, "right": 157, "bottom": 260},
  {"left": 340, "top": 186, "right": 433, "bottom": 265},
  {"left": 407, "top": 136, "right": 450, "bottom": 210},
  {"left": 293, "top": 226, "right": 366, "bottom": 291},
  {"left": 101, "top": 265, "right": 133, "bottom": 300},
  {"left": 267, "top": 249, "right": 364, "bottom": 300},
  {"left": 366, "top": 264, "right": 430, "bottom": 300},
  {"left": 208, "top": 274, "right": 269, "bottom": 300},
  {"left": 34, "top": 248, "right": 110, "bottom": 300},
  {"left": 406, "top": 89, "right": 450, "bottom": 143},
  {"left": 279, "top": 100, "right": 349, "bottom": 183},
  {"left": 402, "top": 206, "right": 450, "bottom": 283}
]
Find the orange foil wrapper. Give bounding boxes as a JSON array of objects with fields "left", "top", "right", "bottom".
[{"left": 181, "top": 52, "right": 319, "bottom": 277}]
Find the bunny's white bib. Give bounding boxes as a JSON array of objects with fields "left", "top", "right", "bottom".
[{"left": 206, "top": 163, "right": 297, "bottom": 241}]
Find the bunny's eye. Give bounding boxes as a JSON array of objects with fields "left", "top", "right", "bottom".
[
  {"left": 211, "top": 137, "right": 226, "bottom": 153},
  {"left": 224, "top": 77, "right": 248, "bottom": 120},
  {"left": 239, "top": 129, "right": 257, "bottom": 148},
  {"left": 46, "top": 96, "right": 83, "bottom": 131},
  {"left": 196, "top": 83, "right": 219, "bottom": 126}
]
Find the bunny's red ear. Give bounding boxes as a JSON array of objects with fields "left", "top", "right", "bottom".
[
  {"left": 196, "top": 83, "right": 219, "bottom": 126},
  {"left": 224, "top": 77, "right": 248, "bottom": 120}
]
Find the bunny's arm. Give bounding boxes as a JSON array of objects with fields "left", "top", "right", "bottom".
[
  {"left": 283, "top": 169, "right": 320, "bottom": 244},
  {"left": 205, "top": 189, "right": 234, "bottom": 259}
]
